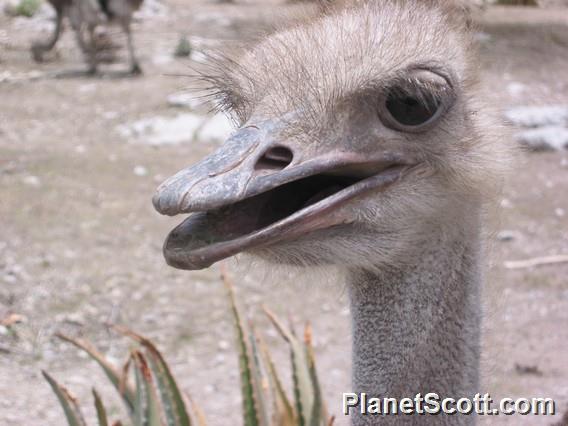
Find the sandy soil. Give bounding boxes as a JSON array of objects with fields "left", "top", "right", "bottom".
[{"left": 0, "top": 1, "right": 567, "bottom": 425}]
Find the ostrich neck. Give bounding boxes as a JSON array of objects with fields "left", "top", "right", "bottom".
[{"left": 348, "top": 219, "right": 481, "bottom": 424}]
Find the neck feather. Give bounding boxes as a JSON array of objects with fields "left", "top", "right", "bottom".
[{"left": 348, "top": 217, "right": 482, "bottom": 424}]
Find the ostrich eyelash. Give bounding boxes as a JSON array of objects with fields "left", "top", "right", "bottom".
[
  {"left": 385, "top": 77, "right": 452, "bottom": 110},
  {"left": 184, "top": 49, "right": 256, "bottom": 125}
]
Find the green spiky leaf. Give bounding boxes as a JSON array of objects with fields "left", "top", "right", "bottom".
[
  {"left": 304, "top": 323, "right": 326, "bottom": 426},
  {"left": 248, "top": 322, "right": 270, "bottom": 424},
  {"left": 223, "top": 269, "right": 269, "bottom": 426},
  {"left": 264, "top": 308, "right": 315, "bottom": 426},
  {"left": 56, "top": 333, "right": 136, "bottom": 417},
  {"left": 42, "top": 371, "right": 87, "bottom": 426},
  {"left": 132, "top": 350, "right": 163, "bottom": 426},
  {"left": 92, "top": 388, "right": 110, "bottom": 426},
  {"left": 113, "top": 325, "right": 191, "bottom": 426},
  {"left": 257, "top": 333, "right": 296, "bottom": 426}
]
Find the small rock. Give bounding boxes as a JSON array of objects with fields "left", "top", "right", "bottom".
[
  {"left": 198, "top": 114, "right": 234, "bottom": 143},
  {"left": 117, "top": 113, "right": 205, "bottom": 146},
  {"left": 506, "top": 82, "right": 526, "bottom": 97},
  {"left": 194, "top": 12, "right": 231, "bottom": 27},
  {"left": 133, "top": 165, "right": 148, "bottom": 176},
  {"left": 166, "top": 92, "right": 200, "bottom": 109},
  {"left": 516, "top": 126, "right": 568, "bottom": 151},
  {"left": 514, "top": 363, "right": 543, "bottom": 376},
  {"left": 62, "top": 312, "right": 84, "bottom": 326},
  {"left": 77, "top": 350, "right": 89, "bottom": 359},
  {"left": 0, "top": 313, "right": 27, "bottom": 326},
  {"left": 152, "top": 53, "right": 173, "bottom": 66},
  {"left": 555, "top": 208, "right": 565, "bottom": 217},
  {"left": 78, "top": 83, "right": 96, "bottom": 93},
  {"left": 102, "top": 111, "right": 119, "bottom": 120},
  {"left": 22, "top": 175, "right": 40, "bottom": 187},
  {"left": 218, "top": 340, "right": 230, "bottom": 351},
  {"left": 135, "top": 0, "right": 168, "bottom": 19},
  {"left": 505, "top": 105, "right": 568, "bottom": 128},
  {"left": 497, "top": 230, "right": 518, "bottom": 242}
]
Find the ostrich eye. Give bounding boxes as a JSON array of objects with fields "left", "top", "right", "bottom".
[
  {"left": 385, "top": 92, "right": 441, "bottom": 127},
  {"left": 379, "top": 70, "right": 453, "bottom": 132}
]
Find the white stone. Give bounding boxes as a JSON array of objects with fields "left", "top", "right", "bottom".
[
  {"left": 79, "top": 83, "right": 97, "bottom": 93},
  {"left": 197, "top": 114, "right": 234, "bottom": 143},
  {"left": 102, "top": 111, "right": 119, "bottom": 120},
  {"left": 133, "top": 166, "right": 148, "bottom": 176},
  {"left": 152, "top": 53, "right": 173, "bottom": 66},
  {"left": 506, "top": 82, "right": 526, "bottom": 97},
  {"left": 497, "top": 230, "right": 518, "bottom": 242},
  {"left": 135, "top": 0, "right": 168, "bottom": 19},
  {"left": 193, "top": 12, "right": 232, "bottom": 27},
  {"left": 22, "top": 175, "right": 40, "bottom": 187},
  {"left": 166, "top": 92, "right": 201, "bottom": 109},
  {"left": 516, "top": 126, "right": 568, "bottom": 151},
  {"left": 217, "top": 340, "right": 230, "bottom": 351},
  {"left": 505, "top": 105, "right": 568, "bottom": 128},
  {"left": 117, "top": 113, "right": 205, "bottom": 146}
]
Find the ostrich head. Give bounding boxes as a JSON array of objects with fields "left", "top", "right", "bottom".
[{"left": 153, "top": 0, "right": 505, "bottom": 272}]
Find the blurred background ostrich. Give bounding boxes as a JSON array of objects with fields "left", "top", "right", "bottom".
[{"left": 30, "top": 0, "right": 144, "bottom": 74}]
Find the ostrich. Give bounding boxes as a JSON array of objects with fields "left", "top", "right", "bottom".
[
  {"left": 31, "top": 0, "right": 143, "bottom": 74},
  {"left": 153, "top": 0, "right": 508, "bottom": 423}
]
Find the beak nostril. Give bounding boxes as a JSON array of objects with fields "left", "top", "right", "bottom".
[{"left": 254, "top": 146, "right": 294, "bottom": 172}]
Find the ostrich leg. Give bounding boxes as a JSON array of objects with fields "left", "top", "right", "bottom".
[
  {"left": 122, "top": 19, "right": 142, "bottom": 75},
  {"left": 31, "top": 5, "right": 64, "bottom": 62}
]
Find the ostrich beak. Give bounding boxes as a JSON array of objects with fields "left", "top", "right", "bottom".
[{"left": 153, "top": 117, "right": 412, "bottom": 270}]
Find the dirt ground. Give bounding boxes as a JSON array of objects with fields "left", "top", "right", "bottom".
[{"left": 0, "top": 1, "right": 567, "bottom": 425}]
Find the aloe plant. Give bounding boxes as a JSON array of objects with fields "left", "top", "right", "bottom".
[{"left": 44, "top": 268, "right": 334, "bottom": 426}]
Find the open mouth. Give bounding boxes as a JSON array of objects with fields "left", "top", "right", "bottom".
[{"left": 162, "top": 164, "right": 408, "bottom": 270}]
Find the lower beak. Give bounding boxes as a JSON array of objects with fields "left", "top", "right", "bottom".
[{"left": 153, "top": 117, "right": 413, "bottom": 270}]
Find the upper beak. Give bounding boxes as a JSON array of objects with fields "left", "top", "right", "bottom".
[
  {"left": 153, "top": 116, "right": 413, "bottom": 270},
  {"left": 154, "top": 117, "right": 300, "bottom": 215}
]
